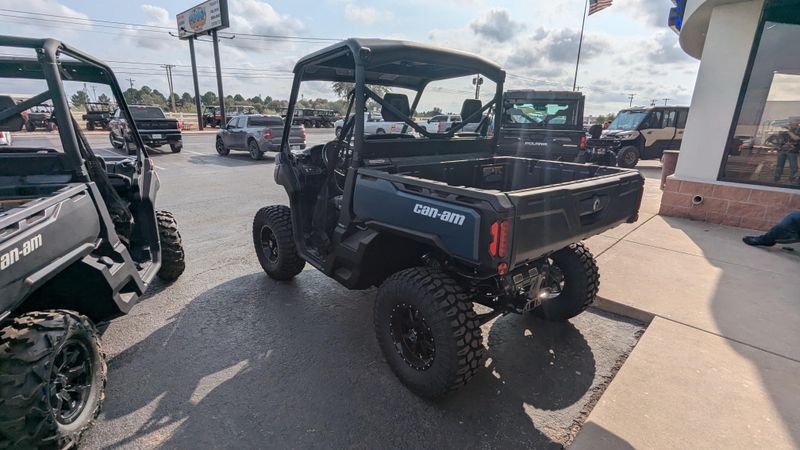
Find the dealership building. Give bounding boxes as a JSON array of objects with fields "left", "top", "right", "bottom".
[{"left": 660, "top": 0, "right": 800, "bottom": 229}]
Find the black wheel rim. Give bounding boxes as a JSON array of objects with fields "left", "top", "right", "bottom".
[
  {"left": 389, "top": 303, "right": 435, "bottom": 370},
  {"left": 49, "top": 340, "right": 93, "bottom": 425},
  {"left": 260, "top": 226, "right": 279, "bottom": 263},
  {"left": 216, "top": 140, "right": 225, "bottom": 154},
  {"left": 624, "top": 152, "right": 636, "bottom": 165},
  {"left": 250, "top": 142, "right": 258, "bottom": 158}
]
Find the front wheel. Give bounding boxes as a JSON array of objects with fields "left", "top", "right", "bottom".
[
  {"left": 531, "top": 243, "right": 599, "bottom": 321},
  {"left": 170, "top": 143, "right": 182, "bottom": 153},
  {"left": 374, "top": 267, "right": 484, "bottom": 399},
  {"left": 335, "top": 127, "right": 342, "bottom": 138},
  {"left": 252, "top": 205, "right": 305, "bottom": 280},
  {"left": 216, "top": 137, "right": 229, "bottom": 156},
  {"left": 156, "top": 210, "right": 186, "bottom": 282},
  {"left": 616, "top": 146, "right": 639, "bottom": 168},
  {"left": 0, "top": 311, "right": 106, "bottom": 449},
  {"left": 86, "top": 122, "right": 95, "bottom": 131}
]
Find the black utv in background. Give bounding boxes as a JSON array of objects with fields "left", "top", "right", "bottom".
[
  {"left": 0, "top": 35, "right": 185, "bottom": 448},
  {"left": 497, "top": 90, "right": 587, "bottom": 162},
  {"left": 82, "top": 101, "right": 112, "bottom": 130},
  {"left": 252, "top": 38, "right": 644, "bottom": 399},
  {"left": 109, "top": 105, "right": 182, "bottom": 154},
  {"left": 24, "top": 103, "right": 56, "bottom": 131}
]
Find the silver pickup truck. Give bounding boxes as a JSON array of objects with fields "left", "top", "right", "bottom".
[
  {"left": 334, "top": 112, "right": 410, "bottom": 137},
  {"left": 216, "top": 114, "right": 306, "bottom": 160}
]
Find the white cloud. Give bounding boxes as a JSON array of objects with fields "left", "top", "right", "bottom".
[
  {"left": 0, "top": 0, "right": 88, "bottom": 20},
  {"left": 470, "top": 9, "right": 525, "bottom": 43},
  {"left": 344, "top": 3, "right": 384, "bottom": 25}
]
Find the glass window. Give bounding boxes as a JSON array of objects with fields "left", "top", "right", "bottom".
[
  {"left": 248, "top": 116, "right": 283, "bottom": 126},
  {"left": 722, "top": 3, "right": 800, "bottom": 188},
  {"left": 129, "top": 106, "right": 165, "bottom": 120},
  {"left": 664, "top": 110, "right": 677, "bottom": 128},
  {"left": 645, "top": 110, "right": 664, "bottom": 129},
  {"left": 502, "top": 100, "right": 579, "bottom": 127},
  {"left": 676, "top": 109, "right": 688, "bottom": 128}
]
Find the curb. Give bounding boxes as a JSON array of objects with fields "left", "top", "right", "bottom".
[{"left": 593, "top": 296, "right": 655, "bottom": 324}]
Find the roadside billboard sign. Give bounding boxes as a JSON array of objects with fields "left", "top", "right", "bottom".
[{"left": 176, "top": 0, "right": 230, "bottom": 40}]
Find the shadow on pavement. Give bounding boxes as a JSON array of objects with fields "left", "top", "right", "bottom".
[
  {"left": 187, "top": 153, "right": 276, "bottom": 167},
  {"left": 96, "top": 270, "right": 599, "bottom": 449}
]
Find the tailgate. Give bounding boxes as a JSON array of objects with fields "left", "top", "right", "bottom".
[
  {"left": 505, "top": 169, "right": 644, "bottom": 267},
  {"left": 498, "top": 128, "right": 584, "bottom": 160},
  {"left": 137, "top": 119, "right": 179, "bottom": 131}
]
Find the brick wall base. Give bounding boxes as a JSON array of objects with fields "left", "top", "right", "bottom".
[{"left": 659, "top": 179, "right": 800, "bottom": 231}]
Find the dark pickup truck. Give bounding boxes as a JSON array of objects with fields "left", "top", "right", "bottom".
[
  {"left": 253, "top": 39, "right": 645, "bottom": 399},
  {"left": 497, "top": 90, "right": 586, "bottom": 162},
  {"left": 109, "top": 105, "right": 182, "bottom": 153}
]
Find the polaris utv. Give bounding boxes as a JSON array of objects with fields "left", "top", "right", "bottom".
[
  {"left": 252, "top": 39, "right": 644, "bottom": 399},
  {"left": 0, "top": 36, "right": 185, "bottom": 447}
]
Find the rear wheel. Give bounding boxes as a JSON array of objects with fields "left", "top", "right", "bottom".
[
  {"left": 248, "top": 139, "right": 264, "bottom": 160},
  {"left": 170, "top": 143, "right": 182, "bottom": 153},
  {"left": 86, "top": 122, "right": 95, "bottom": 131},
  {"left": 374, "top": 267, "right": 484, "bottom": 399},
  {"left": 0, "top": 311, "right": 106, "bottom": 449},
  {"left": 156, "top": 210, "right": 186, "bottom": 282},
  {"left": 25, "top": 121, "right": 35, "bottom": 132},
  {"left": 303, "top": 120, "right": 312, "bottom": 128},
  {"left": 531, "top": 243, "right": 599, "bottom": 321},
  {"left": 216, "top": 137, "right": 229, "bottom": 156},
  {"left": 252, "top": 205, "right": 305, "bottom": 280},
  {"left": 617, "top": 146, "right": 639, "bottom": 168}
]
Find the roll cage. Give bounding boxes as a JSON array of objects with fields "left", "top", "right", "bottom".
[
  {"left": 0, "top": 35, "right": 148, "bottom": 166},
  {"left": 280, "top": 38, "right": 506, "bottom": 165}
]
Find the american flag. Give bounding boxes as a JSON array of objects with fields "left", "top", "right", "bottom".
[{"left": 589, "top": 0, "right": 613, "bottom": 15}]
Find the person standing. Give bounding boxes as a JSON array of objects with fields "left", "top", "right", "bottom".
[{"left": 773, "top": 123, "right": 799, "bottom": 182}]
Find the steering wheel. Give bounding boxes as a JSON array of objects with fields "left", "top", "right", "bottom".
[{"left": 322, "top": 140, "right": 352, "bottom": 193}]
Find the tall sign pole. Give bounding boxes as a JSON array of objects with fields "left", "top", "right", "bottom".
[
  {"left": 177, "top": 0, "right": 230, "bottom": 131},
  {"left": 212, "top": 29, "right": 226, "bottom": 127},
  {"left": 188, "top": 37, "right": 204, "bottom": 130},
  {"left": 573, "top": 0, "right": 588, "bottom": 92}
]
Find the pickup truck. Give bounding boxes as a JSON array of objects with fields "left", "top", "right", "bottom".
[
  {"left": 252, "top": 38, "right": 645, "bottom": 400},
  {"left": 215, "top": 114, "right": 306, "bottom": 160},
  {"left": 423, "top": 114, "right": 462, "bottom": 133},
  {"left": 334, "top": 111, "right": 410, "bottom": 137},
  {"left": 109, "top": 105, "right": 183, "bottom": 154},
  {"left": 497, "top": 90, "right": 587, "bottom": 162}
]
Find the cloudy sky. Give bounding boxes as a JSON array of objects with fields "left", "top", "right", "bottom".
[{"left": 0, "top": 0, "right": 700, "bottom": 115}]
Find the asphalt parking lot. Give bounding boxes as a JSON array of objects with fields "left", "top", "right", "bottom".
[{"left": 14, "top": 129, "right": 646, "bottom": 449}]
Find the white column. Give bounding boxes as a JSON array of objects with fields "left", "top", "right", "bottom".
[{"left": 675, "top": 0, "right": 764, "bottom": 182}]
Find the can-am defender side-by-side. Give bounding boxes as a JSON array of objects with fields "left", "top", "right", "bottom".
[
  {"left": 252, "top": 39, "right": 644, "bottom": 399},
  {"left": 0, "top": 36, "right": 185, "bottom": 448}
]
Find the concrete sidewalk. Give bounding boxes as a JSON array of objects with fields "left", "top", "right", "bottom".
[{"left": 571, "top": 176, "right": 800, "bottom": 449}]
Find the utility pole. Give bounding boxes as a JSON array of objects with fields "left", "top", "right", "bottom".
[
  {"left": 472, "top": 75, "right": 483, "bottom": 100},
  {"left": 627, "top": 93, "right": 636, "bottom": 107},
  {"left": 126, "top": 78, "right": 135, "bottom": 90},
  {"left": 650, "top": 99, "right": 657, "bottom": 107},
  {"left": 663, "top": 98, "right": 670, "bottom": 106},
  {"left": 188, "top": 37, "right": 203, "bottom": 130},
  {"left": 162, "top": 64, "right": 177, "bottom": 112}
]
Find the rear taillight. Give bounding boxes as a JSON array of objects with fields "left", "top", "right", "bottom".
[
  {"left": 580, "top": 135, "right": 587, "bottom": 150},
  {"left": 489, "top": 220, "right": 509, "bottom": 258},
  {"left": 0, "top": 132, "right": 5, "bottom": 138},
  {"left": 263, "top": 129, "right": 273, "bottom": 140},
  {"left": 177, "top": 120, "right": 183, "bottom": 130}
]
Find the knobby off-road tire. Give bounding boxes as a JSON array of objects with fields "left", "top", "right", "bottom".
[
  {"left": 374, "top": 267, "right": 484, "bottom": 399},
  {"left": 252, "top": 205, "right": 305, "bottom": 280},
  {"left": 617, "top": 146, "right": 639, "bottom": 168},
  {"left": 156, "top": 210, "right": 186, "bottom": 282},
  {"left": 532, "top": 242, "right": 599, "bottom": 321},
  {"left": 0, "top": 311, "right": 106, "bottom": 450}
]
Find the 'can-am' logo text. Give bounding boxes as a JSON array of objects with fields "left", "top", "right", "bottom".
[
  {"left": 413, "top": 204, "right": 466, "bottom": 226},
  {"left": 0, "top": 234, "right": 43, "bottom": 270}
]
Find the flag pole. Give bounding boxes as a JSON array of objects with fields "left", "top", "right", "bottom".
[{"left": 573, "top": 0, "right": 589, "bottom": 92}]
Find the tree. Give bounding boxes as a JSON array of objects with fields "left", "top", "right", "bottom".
[
  {"left": 233, "top": 94, "right": 245, "bottom": 103},
  {"left": 70, "top": 90, "right": 89, "bottom": 109},
  {"left": 331, "top": 82, "right": 390, "bottom": 99},
  {"left": 420, "top": 107, "right": 442, "bottom": 117},
  {"left": 97, "top": 93, "right": 111, "bottom": 104},
  {"left": 201, "top": 91, "right": 218, "bottom": 106},
  {"left": 181, "top": 92, "right": 193, "bottom": 104},
  {"left": 123, "top": 88, "right": 141, "bottom": 105}
]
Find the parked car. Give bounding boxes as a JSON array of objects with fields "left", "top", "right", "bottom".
[
  {"left": 82, "top": 101, "right": 112, "bottom": 130},
  {"left": 109, "top": 105, "right": 183, "bottom": 154},
  {"left": 586, "top": 106, "right": 689, "bottom": 168},
  {"left": 334, "top": 111, "right": 410, "bottom": 137},
  {"left": 423, "top": 114, "right": 462, "bottom": 133},
  {"left": 497, "top": 90, "right": 588, "bottom": 162},
  {"left": 253, "top": 38, "right": 644, "bottom": 399},
  {"left": 24, "top": 104, "right": 55, "bottom": 131},
  {"left": 215, "top": 114, "right": 306, "bottom": 160}
]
